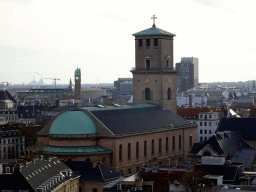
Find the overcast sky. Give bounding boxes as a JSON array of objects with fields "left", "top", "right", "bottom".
[{"left": 1, "top": 0, "right": 256, "bottom": 85}]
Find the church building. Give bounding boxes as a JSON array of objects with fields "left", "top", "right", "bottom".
[{"left": 37, "top": 16, "right": 197, "bottom": 175}]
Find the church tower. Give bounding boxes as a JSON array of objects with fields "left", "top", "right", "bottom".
[
  {"left": 74, "top": 68, "right": 81, "bottom": 100},
  {"left": 131, "top": 15, "right": 177, "bottom": 113}
]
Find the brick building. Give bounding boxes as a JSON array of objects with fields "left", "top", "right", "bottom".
[{"left": 37, "top": 17, "right": 198, "bottom": 175}]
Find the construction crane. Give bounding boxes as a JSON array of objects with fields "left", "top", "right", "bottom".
[
  {"left": 42, "top": 78, "right": 60, "bottom": 89},
  {"left": 2, "top": 82, "right": 9, "bottom": 90}
]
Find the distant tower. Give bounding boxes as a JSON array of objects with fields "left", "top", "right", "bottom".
[
  {"left": 131, "top": 15, "right": 177, "bottom": 113},
  {"left": 74, "top": 68, "right": 81, "bottom": 100}
]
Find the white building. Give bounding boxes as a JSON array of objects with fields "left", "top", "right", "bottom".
[{"left": 197, "top": 112, "right": 220, "bottom": 142}]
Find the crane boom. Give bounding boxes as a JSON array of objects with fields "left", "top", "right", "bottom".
[{"left": 42, "top": 78, "right": 60, "bottom": 88}]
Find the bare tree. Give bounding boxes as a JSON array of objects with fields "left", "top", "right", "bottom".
[{"left": 180, "top": 169, "right": 216, "bottom": 192}]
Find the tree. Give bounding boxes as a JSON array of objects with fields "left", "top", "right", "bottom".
[{"left": 180, "top": 169, "right": 218, "bottom": 192}]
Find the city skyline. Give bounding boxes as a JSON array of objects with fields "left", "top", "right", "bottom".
[{"left": 1, "top": 0, "right": 256, "bottom": 85}]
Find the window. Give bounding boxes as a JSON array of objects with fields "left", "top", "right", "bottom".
[
  {"left": 119, "top": 145, "right": 122, "bottom": 161},
  {"left": 209, "top": 130, "right": 212, "bottom": 134},
  {"left": 200, "top": 137, "right": 203, "bottom": 142},
  {"left": 145, "top": 88, "right": 151, "bottom": 100},
  {"left": 204, "top": 130, "right": 207, "bottom": 134},
  {"left": 200, "top": 115, "right": 203, "bottom": 118},
  {"left": 200, "top": 129, "right": 202, "bottom": 134},
  {"left": 146, "top": 39, "right": 150, "bottom": 46},
  {"left": 204, "top": 137, "right": 207, "bottom": 141},
  {"left": 146, "top": 60, "right": 150, "bottom": 70},
  {"left": 159, "top": 138, "right": 162, "bottom": 153},
  {"left": 172, "top": 136, "right": 175, "bottom": 150},
  {"left": 128, "top": 143, "right": 131, "bottom": 160},
  {"left": 166, "top": 137, "right": 169, "bottom": 151},
  {"left": 144, "top": 140, "right": 147, "bottom": 157},
  {"left": 136, "top": 142, "right": 139, "bottom": 158},
  {"left": 167, "top": 88, "right": 171, "bottom": 100},
  {"left": 190, "top": 136, "right": 192, "bottom": 147},
  {"left": 200, "top": 122, "right": 202, "bottom": 126},
  {"left": 139, "top": 39, "right": 143, "bottom": 47},
  {"left": 5, "top": 167, "right": 10, "bottom": 172},
  {"left": 209, "top": 115, "right": 212, "bottom": 118},
  {"left": 154, "top": 38, "right": 158, "bottom": 46},
  {"left": 179, "top": 157, "right": 182, "bottom": 162},
  {"left": 151, "top": 139, "right": 154, "bottom": 155},
  {"left": 128, "top": 168, "right": 131, "bottom": 174},
  {"left": 205, "top": 115, "right": 207, "bottom": 119},
  {"left": 179, "top": 135, "right": 182, "bottom": 149},
  {"left": 204, "top": 122, "right": 207, "bottom": 126},
  {"left": 93, "top": 188, "right": 97, "bottom": 192},
  {"left": 136, "top": 166, "right": 139, "bottom": 172},
  {"left": 3, "top": 147, "right": 6, "bottom": 153},
  {"left": 166, "top": 60, "right": 169, "bottom": 68},
  {"left": 209, "top": 122, "right": 212, "bottom": 126}
]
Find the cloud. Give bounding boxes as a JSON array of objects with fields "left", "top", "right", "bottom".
[
  {"left": 189, "top": 0, "right": 237, "bottom": 14},
  {"left": 99, "top": 11, "right": 131, "bottom": 22}
]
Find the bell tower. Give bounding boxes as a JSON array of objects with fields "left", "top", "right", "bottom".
[
  {"left": 131, "top": 15, "right": 177, "bottom": 113},
  {"left": 74, "top": 68, "right": 81, "bottom": 100}
]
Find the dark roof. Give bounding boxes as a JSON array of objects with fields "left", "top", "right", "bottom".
[
  {"left": 20, "top": 157, "right": 79, "bottom": 191},
  {"left": 232, "top": 149, "right": 256, "bottom": 169},
  {"left": 90, "top": 106, "right": 191, "bottom": 135},
  {"left": 65, "top": 161, "right": 121, "bottom": 182},
  {"left": 192, "top": 131, "right": 252, "bottom": 156},
  {"left": 196, "top": 164, "right": 239, "bottom": 181},
  {"left": 218, "top": 117, "right": 256, "bottom": 140},
  {"left": 0, "top": 90, "right": 16, "bottom": 103},
  {"left": 17, "top": 105, "right": 44, "bottom": 118},
  {"left": 0, "top": 172, "right": 33, "bottom": 191}
]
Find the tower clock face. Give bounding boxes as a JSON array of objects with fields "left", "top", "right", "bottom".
[
  {"left": 76, "top": 76, "right": 79, "bottom": 80},
  {"left": 145, "top": 77, "right": 150, "bottom": 84}
]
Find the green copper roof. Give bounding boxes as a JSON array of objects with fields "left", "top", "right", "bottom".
[
  {"left": 133, "top": 26, "right": 175, "bottom": 36},
  {"left": 75, "top": 68, "right": 81, "bottom": 76},
  {"left": 49, "top": 111, "right": 97, "bottom": 135},
  {"left": 44, "top": 145, "right": 112, "bottom": 155}
]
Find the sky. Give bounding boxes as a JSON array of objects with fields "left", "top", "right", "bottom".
[{"left": 1, "top": 0, "right": 256, "bottom": 85}]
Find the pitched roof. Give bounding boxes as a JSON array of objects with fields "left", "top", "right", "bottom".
[
  {"left": 20, "top": 157, "right": 79, "bottom": 191},
  {"left": 65, "top": 161, "right": 121, "bottom": 182},
  {"left": 217, "top": 117, "right": 256, "bottom": 140},
  {"left": 133, "top": 26, "right": 176, "bottom": 36},
  {"left": 232, "top": 149, "right": 256, "bottom": 169},
  {"left": 0, "top": 90, "right": 16, "bottom": 103},
  {"left": 90, "top": 105, "right": 192, "bottom": 135},
  {"left": 192, "top": 131, "right": 252, "bottom": 156}
]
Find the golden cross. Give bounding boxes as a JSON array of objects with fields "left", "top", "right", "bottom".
[{"left": 151, "top": 14, "right": 157, "bottom": 26}]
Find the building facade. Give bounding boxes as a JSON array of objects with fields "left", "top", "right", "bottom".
[{"left": 176, "top": 57, "right": 199, "bottom": 92}]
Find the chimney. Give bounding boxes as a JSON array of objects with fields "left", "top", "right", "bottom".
[{"left": 189, "top": 95, "right": 193, "bottom": 108}]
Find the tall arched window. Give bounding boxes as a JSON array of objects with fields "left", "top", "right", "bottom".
[
  {"left": 128, "top": 143, "right": 131, "bottom": 160},
  {"left": 119, "top": 145, "right": 122, "bottom": 161},
  {"left": 159, "top": 138, "right": 162, "bottom": 153},
  {"left": 136, "top": 142, "right": 139, "bottom": 158},
  {"left": 144, "top": 140, "right": 147, "bottom": 157},
  {"left": 167, "top": 88, "right": 171, "bottom": 100},
  {"left": 172, "top": 136, "right": 175, "bottom": 150},
  {"left": 166, "top": 137, "right": 169, "bottom": 151},
  {"left": 145, "top": 88, "right": 151, "bottom": 100},
  {"left": 151, "top": 139, "right": 154, "bottom": 155}
]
